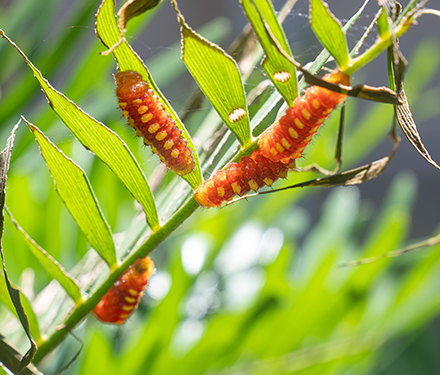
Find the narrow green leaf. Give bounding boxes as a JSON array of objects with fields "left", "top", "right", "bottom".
[
  {"left": 310, "top": 0, "right": 350, "bottom": 70},
  {"left": 0, "top": 122, "right": 38, "bottom": 368},
  {"left": 26, "top": 120, "right": 117, "bottom": 268},
  {"left": 6, "top": 208, "right": 83, "bottom": 304},
  {"left": 118, "top": 0, "right": 162, "bottom": 31},
  {"left": 0, "top": 334, "right": 43, "bottom": 375},
  {"left": 240, "top": 0, "right": 298, "bottom": 106},
  {"left": 0, "top": 29, "right": 160, "bottom": 231},
  {"left": 95, "top": 0, "right": 202, "bottom": 189},
  {"left": 0, "top": 275, "right": 41, "bottom": 343},
  {"left": 176, "top": 7, "right": 251, "bottom": 147},
  {"left": 377, "top": 8, "right": 391, "bottom": 38}
]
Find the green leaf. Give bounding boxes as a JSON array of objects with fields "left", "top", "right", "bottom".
[
  {"left": 0, "top": 122, "right": 38, "bottom": 368},
  {"left": 0, "top": 334, "right": 43, "bottom": 375},
  {"left": 240, "top": 0, "right": 298, "bottom": 106},
  {"left": 6, "top": 208, "right": 83, "bottom": 304},
  {"left": 95, "top": 0, "right": 202, "bottom": 189},
  {"left": 176, "top": 9, "right": 251, "bottom": 147},
  {"left": 377, "top": 8, "right": 391, "bottom": 38},
  {"left": 26, "top": 120, "right": 117, "bottom": 268},
  {"left": 0, "top": 275, "right": 41, "bottom": 344},
  {"left": 310, "top": 0, "right": 350, "bottom": 70},
  {"left": 0, "top": 29, "right": 160, "bottom": 231}
]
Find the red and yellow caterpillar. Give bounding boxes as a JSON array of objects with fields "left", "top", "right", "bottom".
[
  {"left": 93, "top": 256, "right": 154, "bottom": 325},
  {"left": 259, "top": 70, "right": 350, "bottom": 163},
  {"left": 194, "top": 70, "right": 349, "bottom": 208},
  {"left": 115, "top": 70, "right": 195, "bottom": 176},
  {"left": 194, "top": 150, "right": 294, "bottom": 208}
]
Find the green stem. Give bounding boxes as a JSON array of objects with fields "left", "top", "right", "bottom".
[
  {"left": 33, "top": 197, "right": 200, "bottom": 364},
  {"left": 342, "top": 13, "right": 414, "bottom": 76}
]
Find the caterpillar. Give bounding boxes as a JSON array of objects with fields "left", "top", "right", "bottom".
[
  {"left": 194, "top": 150, "right": 294, "bottom": 208},
  {"left": 259, "top": 70, "right": 350, "bottom": 164},
  {"left": 93, "top": 256, "right": 155, "bottom": 325},
  {"left": 115, "top": 70, "right": 195, "bottom": 176}
]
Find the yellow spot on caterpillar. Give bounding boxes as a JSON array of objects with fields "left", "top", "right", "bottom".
[
  {"left": 155, "top": 131, "right": 167, "bottom": 141},
  {"left": 148, "top": 123, "right": 160, "bottom": 133},
  {"left": 323, "top": 108, "right": 332, "bottom": 115},
  {"left": 138, "top": 106, "right": 148, "bottom": 114},
  {"left": 151, "top": 146, "right": 158, "bottom": 154},
  {"left": 122, "top": 110, "right": 129, "bottom": 118},
  {"left": 294, "top": 118, "right": 304, "bottom": 129},
  {"left": 135, "top": 130, "right": 143, "bottom": 137},
  {"left": 281, "top": 138, "right": 291, "bottom": 149},
  {"left": 275, "top": 143, "right": 284, "bottom": 152},
  {"left": 311, "top": 99, "right": 320, "bottom": 109},
  {"left": 248, "top": 180, "right": 258, "bottom": 191},
  {"left": 122, "top": 305, "right": 134, "bottom": 312},
  {"left": 270, "top": 147, "right": 278, "bottom": 156},
  {"left": 231, "top": 182, "right": 241, "bottom": 195},
  {"left": 288, "top": 128, "right": 298, "bottom": 139},
  {"left": 133, "top": 99, "right": 142, "bottom": 104},
  {"left": 141, "top": 113, "right": 153, "bottom": 123},
  {"left": 124, "top": 297, "right": 136, "bottom": 304},
  {"left": 317, "top": 118, "right": 325, "bottom": 125},
  {"left": 217, "top": 186, "right": 225, "bottom": 197},
  {"left": 171, "top": 149, "right": 180, "bottom": 158},
  {"left": 279, "top": 170, "right": 288, "bottom": 178},
  {"left": 228, "top": 108, "right": 246, "bottom": 123},
  {"left": 143, "top": 139, "right": 151, "bottom": 146},
  {"left": 264, "top": 178, "right": 274, "bottom": 186},
  {"left": 128, "top": 289, "right": 138, "bottom": 296},
  {"left": 159, "top": 155, "right": 166, "bottom": 162},
  {"left": 120, "top": 313, "right": 130, "bottom": 319},
  {"left": 115, "top": 319, "right": 125, "bottom": 325},
  {"left": 164, "top": 140, "right": 174, "bottom": 149},
  {"left": 302, "top": 109, "right": 311, "bottom": 120},
  {"left": 273, "top": 71, "right": 291, "bottom": 82},
  {"left": 119, "top": 102, "right": 127, "bottom": 109}
]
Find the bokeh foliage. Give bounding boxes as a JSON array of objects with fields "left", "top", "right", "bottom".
[{"left": 0, "top": 0, "right": 440, "bottom": 374}]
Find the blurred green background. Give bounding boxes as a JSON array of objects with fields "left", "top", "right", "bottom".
[{"left": 1, "top": 0, "right": 440, "bottom": 374}]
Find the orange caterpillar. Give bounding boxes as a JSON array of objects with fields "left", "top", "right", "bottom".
[
  {"left": 115, "top": 70, "right": 194, "bottom": 176},
  {"left": 93, "top": 256, "right": 154, "bottom": 325},
  {"left": 194, "top": 150, "right": 294, "bottom": 208},
  {"left": 259, "top": 70, "right": 350, "bottom": 163},
  {"left": 194, "top": 70, "right": 349, "bottom": 208}
]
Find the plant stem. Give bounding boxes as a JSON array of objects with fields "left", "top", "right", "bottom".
[
  {"left": 33, "top": 197, "right": 200, "bottom": 364},
  {"left": 342, "top": 13, "right": 415, "bottom": 76}
]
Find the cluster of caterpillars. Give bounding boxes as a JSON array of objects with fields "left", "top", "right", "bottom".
[
  {"left": 97, "top": 70, "right": 349, "bottom": 324},
  {"left": 93, "top": 257, "right": 154, "bottom": 325},
  {"left": 194, "top": 70, "right": 350, "bottom": 208}
]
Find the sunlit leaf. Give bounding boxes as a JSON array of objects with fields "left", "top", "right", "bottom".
[
  {"left": 310, "top": 0, "right": 350, "bottom": 70},
  {"left": 240, "top": 0, "right": 298, "bottom": 106},
  {"left": 176, "top": 7, "right": 251, "bottom": 147},
  {"left": 0, "top": 29, "right": 160, "bottom": 231},
  {"left": 27, "top": 120, "right": 117, "bottom": 268}
]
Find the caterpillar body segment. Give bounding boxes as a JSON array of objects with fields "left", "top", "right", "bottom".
[
  {"left": 115, "top": 70, "right": 195, "bottom": 176},
  {"left": 259, "top": 70, "right": 350, "bottom": 164},
  {"left": 194, "top": 150, "right": 294, "bottom": 208},
  {"left": 93, "top": 256, "right": 155, "bottom": 325}
]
